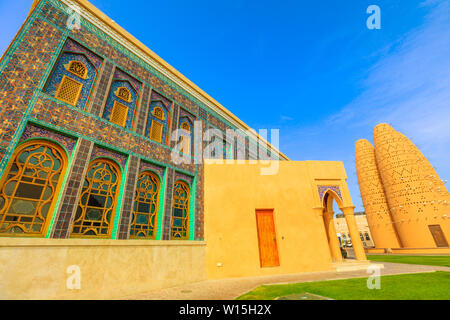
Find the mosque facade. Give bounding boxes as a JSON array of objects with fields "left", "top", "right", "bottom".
[{"left": 0, "top": 0, "right": 370, "bottom": 299}]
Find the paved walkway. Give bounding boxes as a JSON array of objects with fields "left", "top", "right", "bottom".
[{"left": 121, "top": 262, "right": 450, "bottom": 300}]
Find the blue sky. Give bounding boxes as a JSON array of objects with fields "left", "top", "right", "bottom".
[{"left": 1, "top": 0, "right": 449, "bottom": 212}]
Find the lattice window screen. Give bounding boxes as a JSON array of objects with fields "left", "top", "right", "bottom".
[
  {"left": 110, "top": 101, "right": 128, "bottom": 127},
  {"left": 150, "top": 120, "right": 163, "bottom": 143},
  {"left": 180, "top": 136, "right": 191, "bottom": 155},
  {"left": 55, "top": 75, "right": 83, "bottom": 106}
]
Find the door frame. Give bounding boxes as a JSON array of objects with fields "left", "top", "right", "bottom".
[
  {"left": 428, "top": 225, "right": 449, "bottom": 247},
  {"left": 255, "top": 208, "right": 280, "bottom": 268}
]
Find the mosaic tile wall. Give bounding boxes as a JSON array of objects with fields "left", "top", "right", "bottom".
[
  {"left": 52, "top": 138, "right": 93, "bottom": 238},
  {"left": 90, "top": 145, "right": 128, "bottom": 169},
  {"left": 117, "top": 155, "right": 140, "bottom": 240},
  {"left": 43, "top": 50, "right": 99, "bottom": 110},
  {"left": 102, "top": 79, "right": 139, "bottom": 130},
  {"left": 0, "top": 16, "right": 62, "bottom": 165},
  {"left": 19, "top": 123, "right": 77, "bottom": 155},
  {"left": 145, "top": 98, "right": 171, "bottom": 145},
  {"left": 140, "top": 160, "right": 165, "bottom": 181},
  {"left": 318, "top": 185, "right": 343, "bottom": 203},
  {"left": 102, "top": 68, "right": 141, "bottom": 130},
  {"left": 88, "top": 61, "right": 114, "bottom": 116},
  {"left": 0, "top": 0, "right": 283, "bottom": 241}
]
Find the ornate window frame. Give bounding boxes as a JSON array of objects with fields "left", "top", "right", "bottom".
[
  {"left": 66, "top": 60, "right": 88, "bottom": 79},
  {"left": 110, "top": 101, "right": 129, "bottom": 127},
  {"left": 0, "top": 140, "right": 68, "bottom": 237},
  {"left": 129, "top": 171, "right": 161, "bottom": 239},
  {"left": 69, "top": 158, "right": 122, "bottom": 239},
  {"left": 170, "top": 180, "right": 190, "bottom": 240},
  {"left": 55, "top": 75, "right": 84, "bottom": 107},
  {"left": 115, "top": 86, "right": 132, "bottom": 103}
]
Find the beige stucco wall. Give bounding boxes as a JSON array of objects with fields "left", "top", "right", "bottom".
[
  {"left": 0, "top": 238, "right": 206, "bottom": 299},
  {"left": 204, "top": 160, "right": 354, "bottom": 279}
]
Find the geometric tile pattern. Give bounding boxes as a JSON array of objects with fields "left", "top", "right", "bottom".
[
  {"left": 139, "top": 160, "right": 165, "bottom": 181},
  {"left": 88, "top": 60, "right": 115, "bottom": 116},
  {"left": 90, "top": 145, "right": 128, "bottom": 169},
  {"left": 117, "top": 155, "right": 140, "bottom": 240},
  {"left": 42, "top": 50, "right": 99, "bottom": 110},
  {"left": 162, "top": 168, "right": 175, "bottom": 240},
  {"left": 174, "top": 171, "right": 194, "bottom": 187},
  {"left": 102, "top": 78, "right": 139, "bottom": 130},
  {"left": 52, "top": 139, "right": 93, "bottom": 238},
  {"left": 19, "top": 123, "right": 77, "bottom": 155},
  {"left": 145, "top": 90, "right": 172, "bottom": 145},
  {"left": 318, "top": 185, "right": 343, "bottom": 203},
  {"left": 194, "top": 164, "right": 204, "bottom": 240},
  {"left": 31, "top": 94, "right": 194, "bottom": 173},
  {"left": 0, "top": 17, "right": 62, "bottom": 166}
]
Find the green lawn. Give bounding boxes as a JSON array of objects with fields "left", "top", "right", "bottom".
[
  {"left": 237, "top": 271, "right": 450, "bottom": 300},
  {"left": 367, "top": 255, "right": 450, "bottom": 267}
]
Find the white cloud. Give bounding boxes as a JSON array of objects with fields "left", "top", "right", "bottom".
[{"left": 328, "top": 0, "right": 450, "bottom": 171}]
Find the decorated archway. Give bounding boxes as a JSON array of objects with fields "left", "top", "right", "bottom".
[{"left": 317, "top": 186, "right": 367, "bottom": 262}]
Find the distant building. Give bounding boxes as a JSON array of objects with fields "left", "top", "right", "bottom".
[{"left": 334, "top": 212, "right": 374, "bottom": 248}]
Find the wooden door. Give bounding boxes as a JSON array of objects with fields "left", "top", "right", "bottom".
[
  {"left": 255, "top": 209, "right": 280, "bottom": 267},
  {"left": 428, "top": 225, "right": 448, "bottom": 247}
]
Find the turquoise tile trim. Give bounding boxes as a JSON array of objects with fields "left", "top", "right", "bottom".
[
  {"left": 35, "top": 92, "right": 199, "bottom": 163},
  {"left": 45, "top": 137, "right": 79, "bottom": 238},
  {"left": 27, "top": 116, "right": 196, "bottom": 177},
  {"left": 111, "top": 157, "right": 129, "bottom": 239},
  {"left": 189, "top": 176, "right": 196, "bottom": 241},
  {"left": 38, "top": 93, "right": 176, "bottom": 151},
  {"left": 155, "top": 168, "right": 167, "bottom": 240}
]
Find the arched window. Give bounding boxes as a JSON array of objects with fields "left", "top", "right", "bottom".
[
  {"left": 70, "top": 158, "right": 121, "bottom": 238},
  {"left": 67, "top": 61, "right": 88, "bottom": 79},
  {"left": 129, "top": 171, "right": 160, "bottom": 239},
  {"left": 149, "top": 107, "right": 165, "bottom": 143},
  {"left": 55, "top": 74, "right": 84, "bottom": 107},
  {"left": 365, "top": 232, "right": 370, "bottom": 240},
  {"left": 115, "top": 87, "right": 131, "bottom": 103},
  {"left": 146, "top": 100, "right": 170, "bottom": 144},
  {"left": 103, "top": 80, "right": 138, "bottom": 130},
  {"left": 152, "top": 107, "right": 165, "bottom": 120},
  {"left": 179, "top": 121, "right": 192, "bottom": 156},
  {"left": 360, "top": 232, "right": 364, "bottom": 241},
  {"left": 171, "top": 180, "right": 190, "bottom": 240},
  {"left": 0, "top": 140, "right": 67, "bottom": 236},
  {"left": 55, "top": 60, "right": 88, "bottom": 106},
  {"left": 44, "top": 52, "right": 98, "bottom": 109}
]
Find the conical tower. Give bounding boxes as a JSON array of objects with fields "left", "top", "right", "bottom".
[
  {"left": 355, "top": 139, "right": 401, "bottom": 248},
  {"left": 374, "top": 124, "right": 450, "bottom": 248}
]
